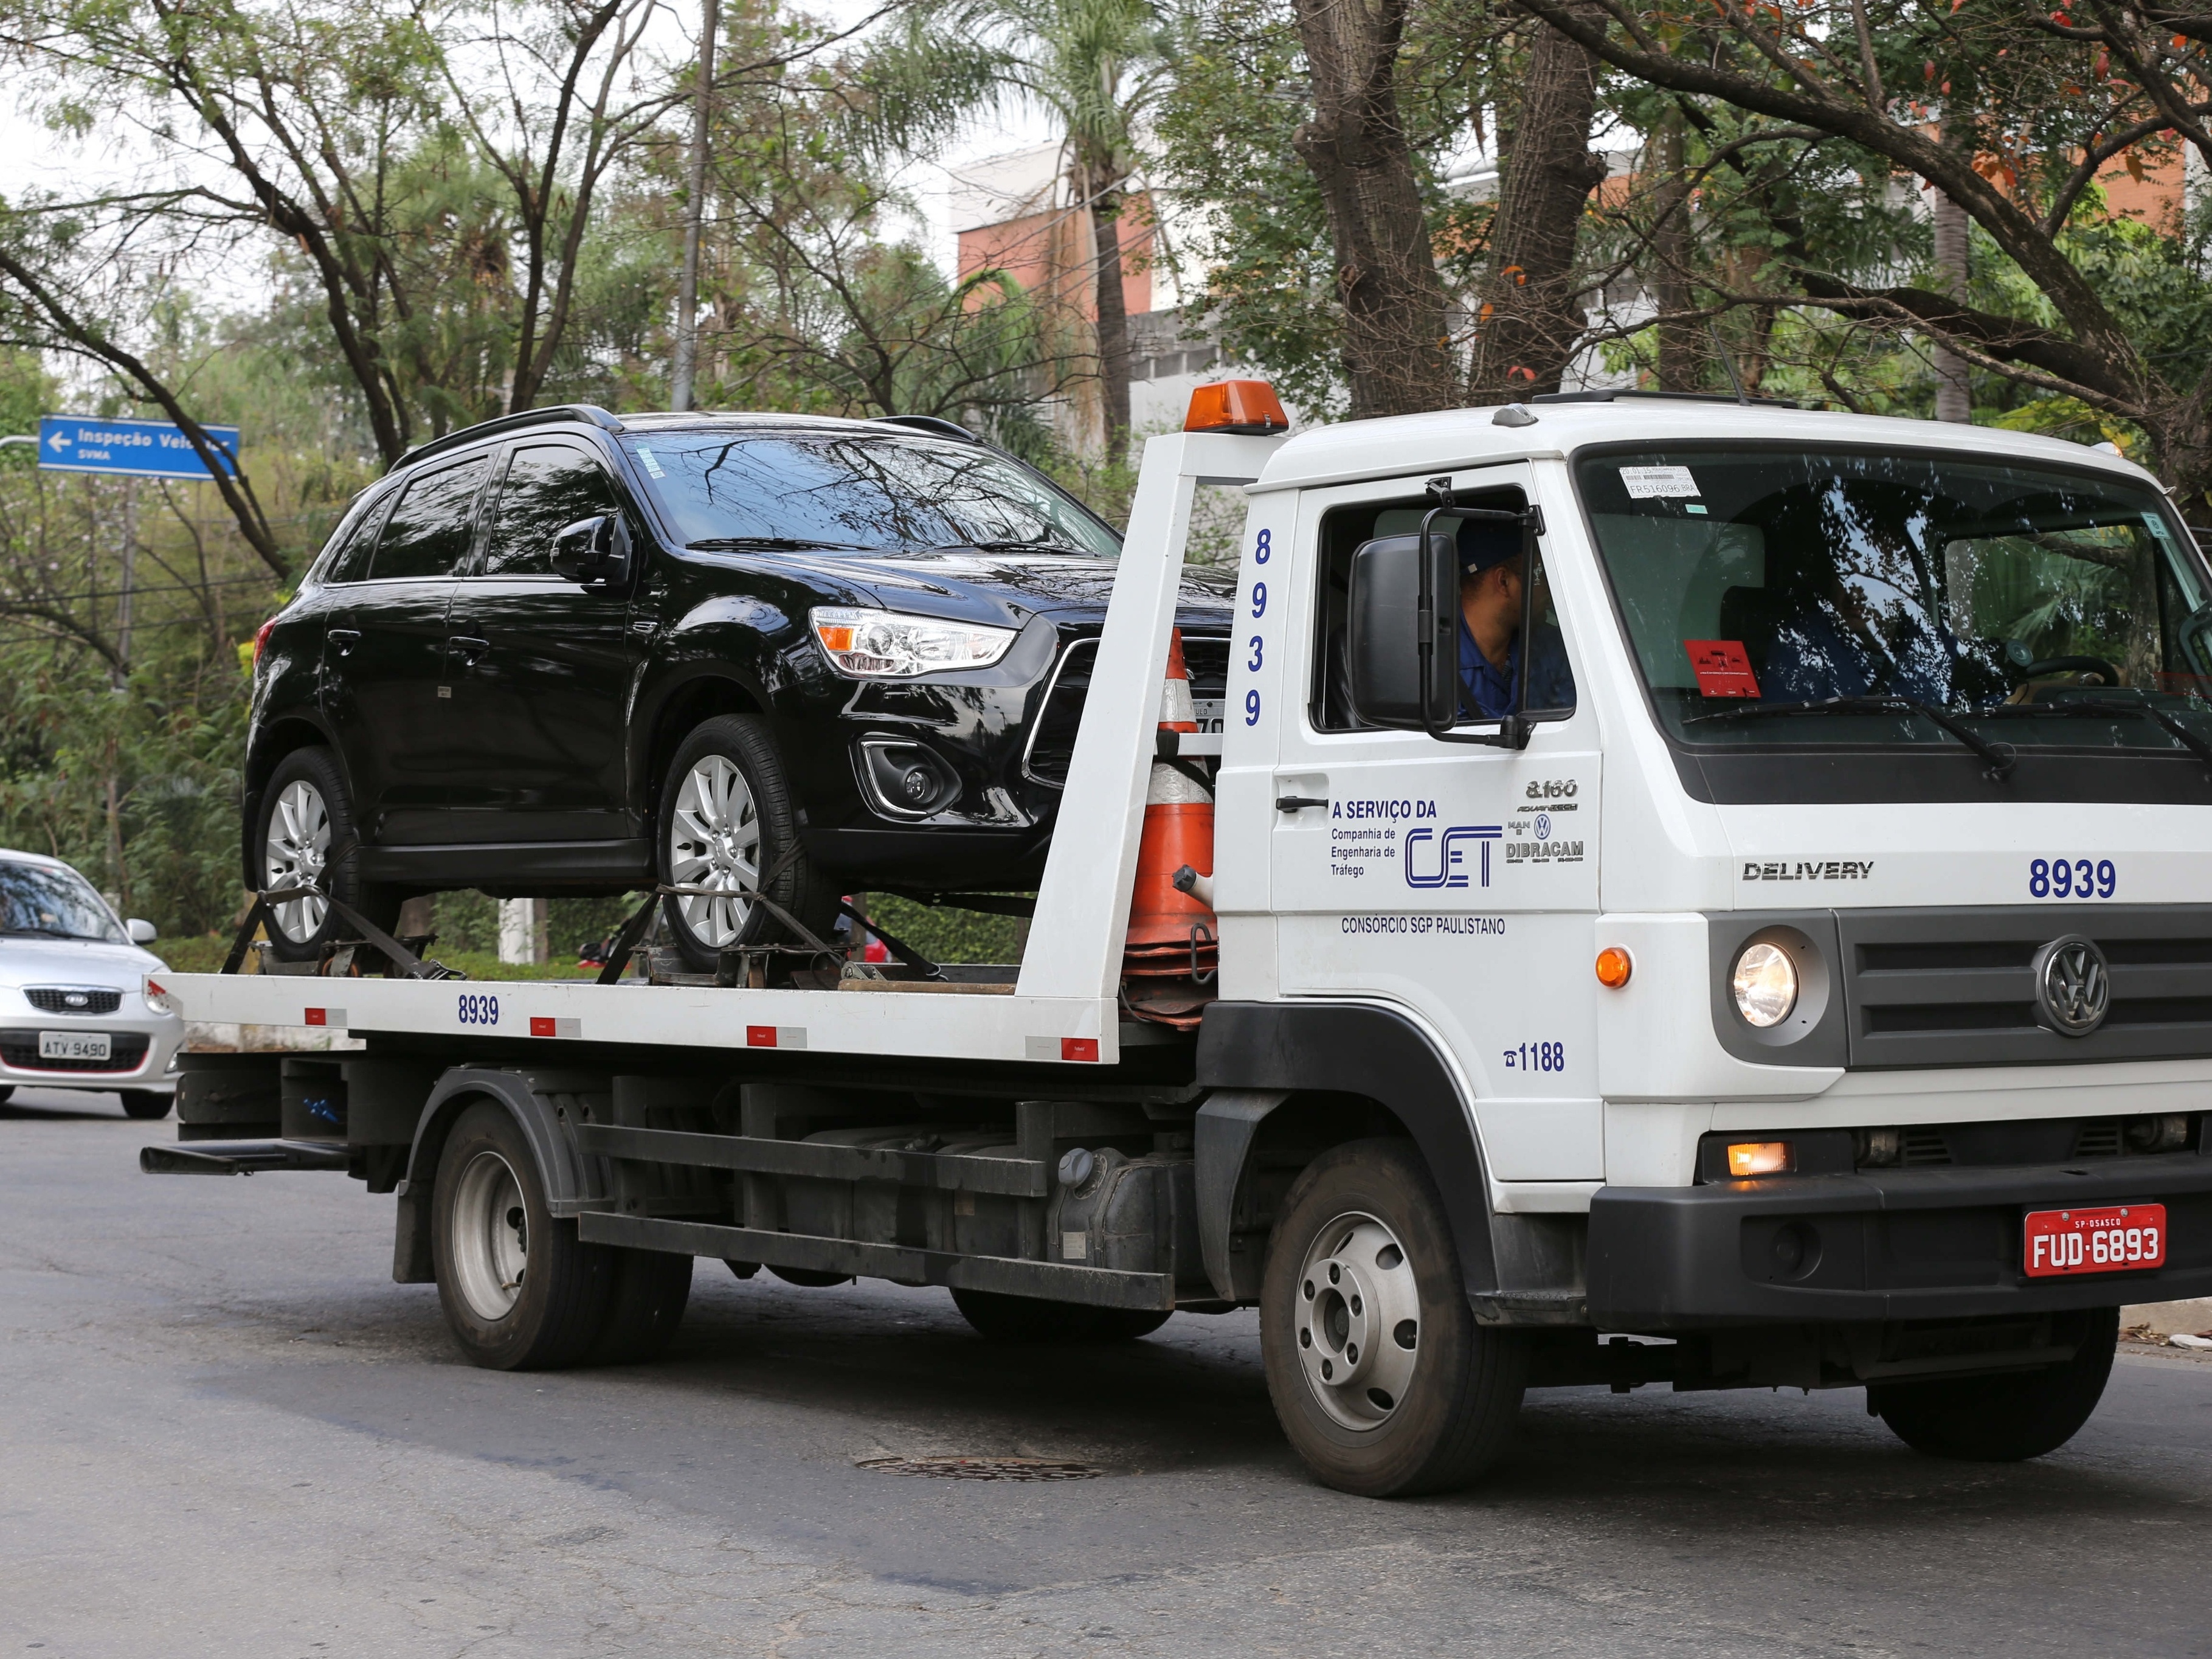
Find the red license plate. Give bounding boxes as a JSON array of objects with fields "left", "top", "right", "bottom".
[{"left": 2023, "top": 1203, "right": 2167, "bottom": 1278}]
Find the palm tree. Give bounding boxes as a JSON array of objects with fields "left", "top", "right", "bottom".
[{"left": 858, "top": 0, "right": 1172, "bottom": 463}]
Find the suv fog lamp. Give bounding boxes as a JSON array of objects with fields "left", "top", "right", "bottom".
[
  {"left": 809, "top": 606, "right": 1016, "bottom": 679},
  {"left": 1731, "top": 940, "right": 1799, "bottom": 1027},
  {"left": 1726, "top": 1140, "right": 1794, "bottom": 1177}
]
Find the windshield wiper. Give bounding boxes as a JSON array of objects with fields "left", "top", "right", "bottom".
[
  {"left": 938, "top": 538, "right": 1089, "bottom": 556},
  {"left": 686, "top": 536, "right": 879, "bottom": 552},
  {"left": 1686, "top": 696, "right": 2017, "bottom": 778},
  {"left": 1978, "top": 699, "right": 2212, "bottom": 774}
]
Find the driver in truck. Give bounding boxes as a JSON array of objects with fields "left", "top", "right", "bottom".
[{"left": 1456, "top": 520, "right": 1573, "bottom": 716}]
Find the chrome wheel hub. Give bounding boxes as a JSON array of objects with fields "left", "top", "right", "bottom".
[
  {"left": 263, "top": 779, "right": 331, "bottom": 943},
  {"left": 451, "top": 1151, "right": 528, "bottom": 1321},
  {"left": 1295, "top": 1212, "right": 1422, "bottom": 1430},
  {"left": 669, "top": 754, "right": 760, "bottom": 947}
]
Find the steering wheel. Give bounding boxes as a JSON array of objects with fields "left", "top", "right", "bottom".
[{"left": 2014, "top": 654, "right": 2123, "bottom": 688}]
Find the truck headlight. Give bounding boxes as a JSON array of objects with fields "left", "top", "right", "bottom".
[
  {"left": 1731, "top": 941, "right": 1798, "bottom": 1027},
  {"left": 809, "top": 606, "right": 1015, "bottom": 679}
]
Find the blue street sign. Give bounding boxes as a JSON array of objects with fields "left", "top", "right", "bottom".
[{"left": 36, "top": 414, "right": 240, "bottom": 480}]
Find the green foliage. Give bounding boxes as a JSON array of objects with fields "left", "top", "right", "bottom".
[{"left": 866, "top": 893, "right": 1026, "bottom": 965}]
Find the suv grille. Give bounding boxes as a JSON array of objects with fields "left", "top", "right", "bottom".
[
  {"left": 0, "top": 1030, "right": 148, "bottom": 1072},
  {"left": 26, "top": 987, "right": 121, "bottom": 1016},
  {"left": 1839, "top": 905, "right": 2212, "bottom": 1067},
  {"left": 1023, "top": 632, "right": 1229, "bottom": 788}
]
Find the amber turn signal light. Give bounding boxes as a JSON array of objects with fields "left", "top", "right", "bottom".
[
  {"left": 1726, "top": 1141, "right": 1794, "bottom": 1177},
  {"left": 1594, "top": 946, "right": 1632, "bottom": 988},
  {"left": 1184, "top": 379, "right": 1289, "bottom": 434}
]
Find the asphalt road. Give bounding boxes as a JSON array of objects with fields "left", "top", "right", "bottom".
[{"left": 5, "top": 1091, "right": 2211, "bottom": 1658}]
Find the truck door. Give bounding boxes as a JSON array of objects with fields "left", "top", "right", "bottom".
[
  {"left": 442, "top": 440, "right": 642, "bottom": 845},
  {"left": 1264, "top": 463, "right": 1605, "bottom": 1186},
  {"left": 320, "top": 452, "right": 487, "bottom": 845}
]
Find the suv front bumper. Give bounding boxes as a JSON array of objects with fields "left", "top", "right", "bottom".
[{"left": 1586, "top": 1154, "right": 2212, "bottom": 1328}]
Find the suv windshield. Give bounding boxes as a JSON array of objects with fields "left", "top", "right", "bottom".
[
  {"left": 622, "top": 432, "right": 1120, "bottom": 558},
  {"left": 1578, "top": 445, "right": 2212, "bottom": 758},
  {"left": 0, "top": 861, "right": 123, "bottom": 943}
]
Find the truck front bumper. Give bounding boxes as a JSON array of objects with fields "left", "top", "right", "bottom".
[{"left": 1586, "top": 1154, "right": 2212, "bottom": 1329}]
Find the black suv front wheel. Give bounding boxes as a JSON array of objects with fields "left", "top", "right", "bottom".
[
  {"left": 252, "top": 746, "right": 400, "bottom": 961},
  {"left": 658, "top": 715, "right": 837, "bottom": 970}
]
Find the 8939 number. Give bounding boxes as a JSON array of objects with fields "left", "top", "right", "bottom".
[
  {"left": 457, "top": 992, "right": 502, "bottom": 1027},
  {"left": 2029, "top": 857, "right": 2117, "bottom": 899}
]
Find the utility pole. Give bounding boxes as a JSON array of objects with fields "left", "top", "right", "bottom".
[{"left": 669, "top": 0, "right": 719, "bottom": 412}]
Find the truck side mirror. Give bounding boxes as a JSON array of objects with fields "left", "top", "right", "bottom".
[
  {"left": 1347, "top": 529, "right": 1460, "bottom": 728},
  {"left": 550, "top": 514, "right": 632, "bottom": 587}
]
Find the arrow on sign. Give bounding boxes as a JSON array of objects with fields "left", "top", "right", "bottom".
[{"left": 47, "top": 431, "right": 67, "bottom": 451}]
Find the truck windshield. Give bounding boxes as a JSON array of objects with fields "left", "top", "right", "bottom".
[
  {"left": 1578, "top": 445, "right": 2212, "bottom": 758},
  {"left": 621, "top": 432, "right": 1120, "bottom": 559}
]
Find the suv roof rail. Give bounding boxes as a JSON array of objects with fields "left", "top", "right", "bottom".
[
  {"left": 1532, "top": 389, "right": 1803, "bottom": 410},
  {"left": 390, "top": 404, "right": 625, "bottom": 473},
  {"left": 871, "top": 414, "right": 981, "bottom": 443}
]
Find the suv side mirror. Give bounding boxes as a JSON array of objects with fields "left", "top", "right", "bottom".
[
  {"left": 1347, "top": 530, "right": 1460, "bottom": 729},
  {"left": 550, "top": 514, "right": 632, "bottom": 587},
  {"left": 126, "top": 918, "right": 157, "bottom": 944}
]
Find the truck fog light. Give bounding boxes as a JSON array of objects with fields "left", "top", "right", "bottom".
[
  {"left": 1731, "top": 941, "right": 1798, "bottom": 1027},
  {"left": 2124, "top": 1114, "right": 2190, "bottom": 1152},
  {"left": 1727, "top": 1140, "right": 1794, "bottom": 1177}
]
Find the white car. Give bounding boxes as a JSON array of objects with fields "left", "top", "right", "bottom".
[{"left": 0, "top": 850, "right": 182, "bottom": 1119}]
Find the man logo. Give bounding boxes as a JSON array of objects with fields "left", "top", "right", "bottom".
[{"left": 2033, "top": 935, "right": 2110, "bottom": 1036}]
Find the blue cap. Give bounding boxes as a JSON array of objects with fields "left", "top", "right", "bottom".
[{"left": 1457, "top": 520, "right": 1522, "bottom": 577}]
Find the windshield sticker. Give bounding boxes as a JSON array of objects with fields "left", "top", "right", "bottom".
[
  {"left": 635, "top": 445, "right": 666, "bottom": 478},
  {"left": 1685, "top": 639, "right": 1761, "bottom": 698},
  {"left": 1620, "top": 464, "right": 1701, "bottom": 499}
]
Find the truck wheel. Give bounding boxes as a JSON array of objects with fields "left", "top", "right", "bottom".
[
  {"left": 1872, "top": 1307, "right": 2120, "bottom": 1461},
  {"left": 658, "top": 715, "right": 837, "bottom": 971},
  {"left": 431, "top": 1101, "right": 612, "bottom": 1370},
  {"left": 253, "top": 746, "right": 401, "bottom": 962},
  {"left": 1260, "top": 1138, "right": 1525, "bottom": 1498},
  {"left": 950, "top": 1287, "right": 1172, "bottom": 1343},
  {"left": 119, "top": 1090, "right": 173, "bottom": 1120},
  {"left": 586, "top": 1249, "right": 693, "bottom": 1365}
]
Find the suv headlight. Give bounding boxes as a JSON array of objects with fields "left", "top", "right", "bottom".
[
  {"left": 809, "top": 606, "right": 1016, "bottom": 679},
  {"left": 1730, "top": 941, "right": 1798, "bottom": 1027}
]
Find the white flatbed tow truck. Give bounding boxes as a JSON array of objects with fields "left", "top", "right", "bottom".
[{"left": 143, "top": 386, "right": 2212, "bottom": 1495}]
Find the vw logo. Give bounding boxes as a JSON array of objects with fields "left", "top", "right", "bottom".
[
  {"left": 2033, "top": 935, "right": 2110, "bottom": 1036},
  {"left": 1534, "top": 812, "right": 1552, "bottom": 840}
]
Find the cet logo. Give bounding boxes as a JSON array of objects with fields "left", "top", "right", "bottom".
[
  {"left": 1404, "top": 825, "right": 1502, "bottom": 889},
  {"left": 2033, "top": 934, "right": 2110, "bottom": 1037}
]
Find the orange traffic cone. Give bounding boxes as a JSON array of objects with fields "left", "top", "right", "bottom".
[{"left": 1123, "top": 629, "right": 1218, "bottom": 1029}]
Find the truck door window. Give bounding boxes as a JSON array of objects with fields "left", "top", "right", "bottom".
[
  {"left": 482, "top": 445, "right": 619, "bottom": 577},
  {"left": 368, "top": 456, "right": 489, "bottom": 581},
  {"left": 1310, "top": 490, "right": 1576, "bottom": 732}
]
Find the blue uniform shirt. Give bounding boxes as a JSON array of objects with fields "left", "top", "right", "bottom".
[{"left": 1458, "top": 615, "right": 1575, "bottom": 718}]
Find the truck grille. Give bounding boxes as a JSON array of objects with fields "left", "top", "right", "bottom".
[
  {"left": 1839, "top": 905, "right": 2212, "bottom": 1068},
  {"left": 1023, "top": 632, "right": 1229, "bottom": 788},
  {"left": 26, "top": 987, "right": 121, "bottom": 1016},
  {"left": 0, "top": 1031, "right": 148, "bottom": 1072}
]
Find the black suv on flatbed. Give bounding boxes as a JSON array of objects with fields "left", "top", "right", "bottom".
[{"left": 246, "top": 406, "right": 1230, "bottom": 967}]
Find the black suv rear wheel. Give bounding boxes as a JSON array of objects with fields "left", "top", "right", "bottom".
[
  {"left": 658, "top": 715, "right": 838, "bottom": 970},
  {"left": 252, "top": 746, "right": 401, "bottom": 962}
]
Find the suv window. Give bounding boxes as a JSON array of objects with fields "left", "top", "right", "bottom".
[
  {"left": 483, "top": 443, "right": 620, "bottom": 577},
  {"left": 369, "top": 456, "right": 488, "bottom": 581},
  {"left": 319, "top": 493, "right": 395, "bottom": 585}
]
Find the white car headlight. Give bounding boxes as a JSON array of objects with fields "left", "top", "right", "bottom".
[
  {"left": 1730, "top": 941, "right": 1799, "bottom": 1027},
  {"left": 809, "top": 606, "right": 1016, "bottom": 679},
  {"left": 143, "top": 974, "right": 179, "bottom": 1016}
]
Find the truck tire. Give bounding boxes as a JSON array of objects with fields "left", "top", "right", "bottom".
[
  {"left": 252, "top": 746, "right": 401, "bottom": 963},
  {"left": 1260, "top": 1138, "right": 1526, "bottom": 1498},
  {"left": 950, "top": 1287, "right": 1172, "bottom": 1343},
  {"left": 658, "top": 715, "right": 838, "bottom": 971},
  {"left": 431, "top": 1101, "right": 612, "bottom": 1371},
  {"left": 119, "top": 1090, "right": 173, "bottom": 1120},
  {"left": 1872, "top": 1306, "right": 2120, "bottom": 1461},
  {"left": 586, "top": 1249, "right": 693, "bottom": 1365}
]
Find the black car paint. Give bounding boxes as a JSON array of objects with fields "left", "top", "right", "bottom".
[{"left": 246, "top": 414, "right": 1232, "bottom": 899}]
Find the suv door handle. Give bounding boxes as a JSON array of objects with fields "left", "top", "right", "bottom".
[
  {"left": 449, "top": 636, "right": 490, "bottom": 667},
  {"left": 327, "top": 628, "right": 361, "bottom": 656}
]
